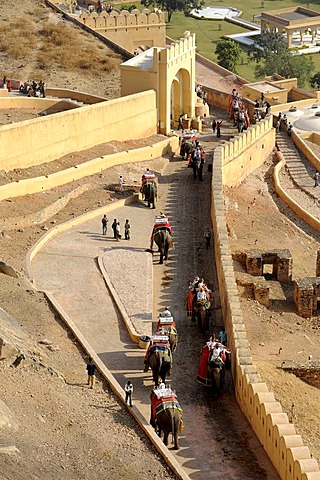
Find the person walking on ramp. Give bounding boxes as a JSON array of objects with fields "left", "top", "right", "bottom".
[{"left": 124, "top": 380, "right": 133, "bottom": 407}]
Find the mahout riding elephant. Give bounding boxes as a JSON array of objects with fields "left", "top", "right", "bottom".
[
  {"left": 193, "top": 298, "right": 210, "bottom": 331},
  {"left": 144, "top": 348, "right": 172, "bottom": 386},
  {"left": 153, "top": 230, "right": 173, "bottom": 264},
  {"left": 150, "top": 390, "right": 183, "bottom": 450},
  {"left": 141, "top": 182, "right": 157, "bottom": 209}
]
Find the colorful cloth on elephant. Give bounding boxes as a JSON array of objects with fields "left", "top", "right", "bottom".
[
  {"left": 151, "top": 394, "right": 182, "bottom": 422},
  {"left": 151, "top": 222, "right": 172, "bottom": 238},
  {"left": 197, "top": 345, "right": 212, "bottom": 386},
  {"left": 144, "top": 343, "right": 171, "bottom": 361},
  {"left": 186, "top": 290, "right": 194, "bottom": 316}
]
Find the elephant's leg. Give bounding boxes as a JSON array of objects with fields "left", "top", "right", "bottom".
[
  {"left": 152, "top": 368, "right": 159, "bottom": 386},
  {"left": 159, "top": 250, "right": 164, "bottom": 264},
  {"left": 212, "top": 368, "right": 220, "bottom": 395},
  {"left": 174, "top": 432, "right": 179, "bottom": 450},
  {"left": 163, "top": 432, "right": 169, "bottom": 446}
]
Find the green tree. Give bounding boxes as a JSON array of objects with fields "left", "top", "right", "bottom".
[
  {"left": 215, "top": 39, "right": 242, "bottom": 73},
  {"left": 248, "top": 31, "right": 314, "bottom": 88},
  {"left": 310, "top": 72, "right": 320, "bottom": 89},
  {"left": 140, "top": 0, "right": 204, "bottom": 22}
]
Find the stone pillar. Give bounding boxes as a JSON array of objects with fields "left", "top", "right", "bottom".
[
  {"left": 246, "top": 253, "right": 262, "bottom": 276},
  {"left": 293, "top": 280, "right": 314, "bottom": 318},
  {"left": 277, "top": 256, "right": 292, "bottom": 283},
  {"left": 316, "top": 250, "right": 320, "bottom": 277}
]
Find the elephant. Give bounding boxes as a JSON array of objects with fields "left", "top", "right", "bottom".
[
  {"left": 193, "top": 299, "right": 210, "bottom": 331},
  {"left": 180, "top": 140, "right": 194, "bottom": 162},
  {"left": 141, "top": 182, "right": 157, "bottom": 209},
  {"left": 152, "top": 230, "right": 173, "bottom": 264},
  {"left": 167, "top": 327, "right": 178, "bottom": 353},
  {"left": 207, "top": 352, "right": 225, "bottom": 395},
  {"left": 157, "top": 327, "right": 178, "bottom": 353},
  {"left": 150, "top": 390, "right": 183, "bottom": 450},
  {"left": 144, "top": 348, "right": 172, "bottom": 386}
]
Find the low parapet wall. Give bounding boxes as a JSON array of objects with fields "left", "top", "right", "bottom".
[
  {"left": 0, "top": 97, "right": 78, "bottom": 111},
  {"left": 0, "top": 90, "right": 158, "bottom": 172},
  {"left": 212, "top": 133, "right": 320, "bottom": 479},
  {"left": 292, "top": 131, "right": 320, "bottom": 172},
  {"left": 0, "top": 136, "right": 178, "bottom": 202}
]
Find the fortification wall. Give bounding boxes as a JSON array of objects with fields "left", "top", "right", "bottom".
[
  {"left": 211, "top": 120, "right": 320, "bottom": 479},
  {"left": 79, "top": 8, "right": 166, "bottom": 52},
  {"left": 0, "top": 90, "right": 157, "bottom": 172},
  {"left": 221, "top": 116, "right": 275, "bottom": 186}
]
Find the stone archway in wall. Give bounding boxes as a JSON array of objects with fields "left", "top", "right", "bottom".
[{"left": 170, "top": 68, "right": 192, "bottom": 128}]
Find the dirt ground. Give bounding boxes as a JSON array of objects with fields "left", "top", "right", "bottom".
[
  {"left": 225, "top": 156, "right": 320, "bottom": 461},
  {"left": 1, "top": 0, "right": 320, "bottom": 477}
]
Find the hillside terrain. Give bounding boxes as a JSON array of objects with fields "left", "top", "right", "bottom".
[{"left": 1, "top": 0, "right": 320, "bottom": 478}]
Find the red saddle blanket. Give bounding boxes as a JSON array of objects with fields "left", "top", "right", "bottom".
[
  {"left": 151, "top": 395, "right": 182, "bottom": 421},
  {"left": 197, "top": 345, "right": 211, "bottom": 386}
]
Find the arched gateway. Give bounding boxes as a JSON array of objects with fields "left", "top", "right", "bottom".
[{"left": 121, "top": 33, "right": 196, "bottom": 134}]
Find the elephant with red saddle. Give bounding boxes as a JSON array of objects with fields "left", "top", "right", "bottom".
[
  {"left": 150, "top": 389, "right": 183, "bottom": 450},
  {"left": 152, "top": 230, "right": 174, "bottom": 264},
  {"left": 144, "top": 344, "right": 172, "bottom": 386}
]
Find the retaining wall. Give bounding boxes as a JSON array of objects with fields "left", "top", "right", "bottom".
[
  {"left": 292, "top": 131, "right": 320, "bottom": 172},
  {"left": 274, "top": 151, "right": 320, "bottom": 232},
  {"left": 212, "top": 125, "right": 320, "bottom": 479},
  {"left": 0, "top": 136, "right": 178, "bottom": 201},
  {"left": 0, "top": 90, "right": 157, "bottom": 172}
]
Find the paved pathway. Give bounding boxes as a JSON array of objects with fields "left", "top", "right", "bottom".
[{"left": 31, "top": 119, "right": 279, "bottom": 479}]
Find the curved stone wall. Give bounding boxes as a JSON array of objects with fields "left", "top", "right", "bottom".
[{"left": 211, "top": 123, "right": 320, "bottom": 479}]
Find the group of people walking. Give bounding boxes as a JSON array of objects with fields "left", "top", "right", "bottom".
[{"left": 101, "top": 215, "right": 131, "bottom": 240}]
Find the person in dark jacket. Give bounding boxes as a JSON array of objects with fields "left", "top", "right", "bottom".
[{"left": 86, "top": 357, "right": 96, "bottom": 389}]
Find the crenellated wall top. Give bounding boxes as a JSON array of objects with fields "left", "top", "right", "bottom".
[
  {"left": 80, "top": 8, "right": 165, "bottom": 25},
  {"left": 158, "top": 33, "right": 196, "bottom": 62}
]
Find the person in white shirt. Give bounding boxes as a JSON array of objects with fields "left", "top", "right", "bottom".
[
  {"left": 124, "top": 381, "right": 133, "bottom": 407},
  {"left": 197, "top": 288, "right": 207, "bottom": 302}
]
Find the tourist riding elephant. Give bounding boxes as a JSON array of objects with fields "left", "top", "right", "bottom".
[
  {"left": 144, "top": 348, "right": 172, "bottom": 386},
  {"left": 141, "top": 182, "right": 157, "bottom": 209},
  {"left": 193, "top": 298, "right": 210, "bottom": 331},
  {"left": 150, "top": 390, "right": 183, "bottom": 450},
  {"left": 152, "top": 230, "right": 173, "bottom": 264}
]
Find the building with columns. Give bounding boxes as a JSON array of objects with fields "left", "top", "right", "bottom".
[{"left": 261, "top": 6, "right": 320, "bottom": 48}]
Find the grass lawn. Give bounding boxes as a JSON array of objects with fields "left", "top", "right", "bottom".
[{"left": 114, "top": 0, "right": 320, "bottom": 84}]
